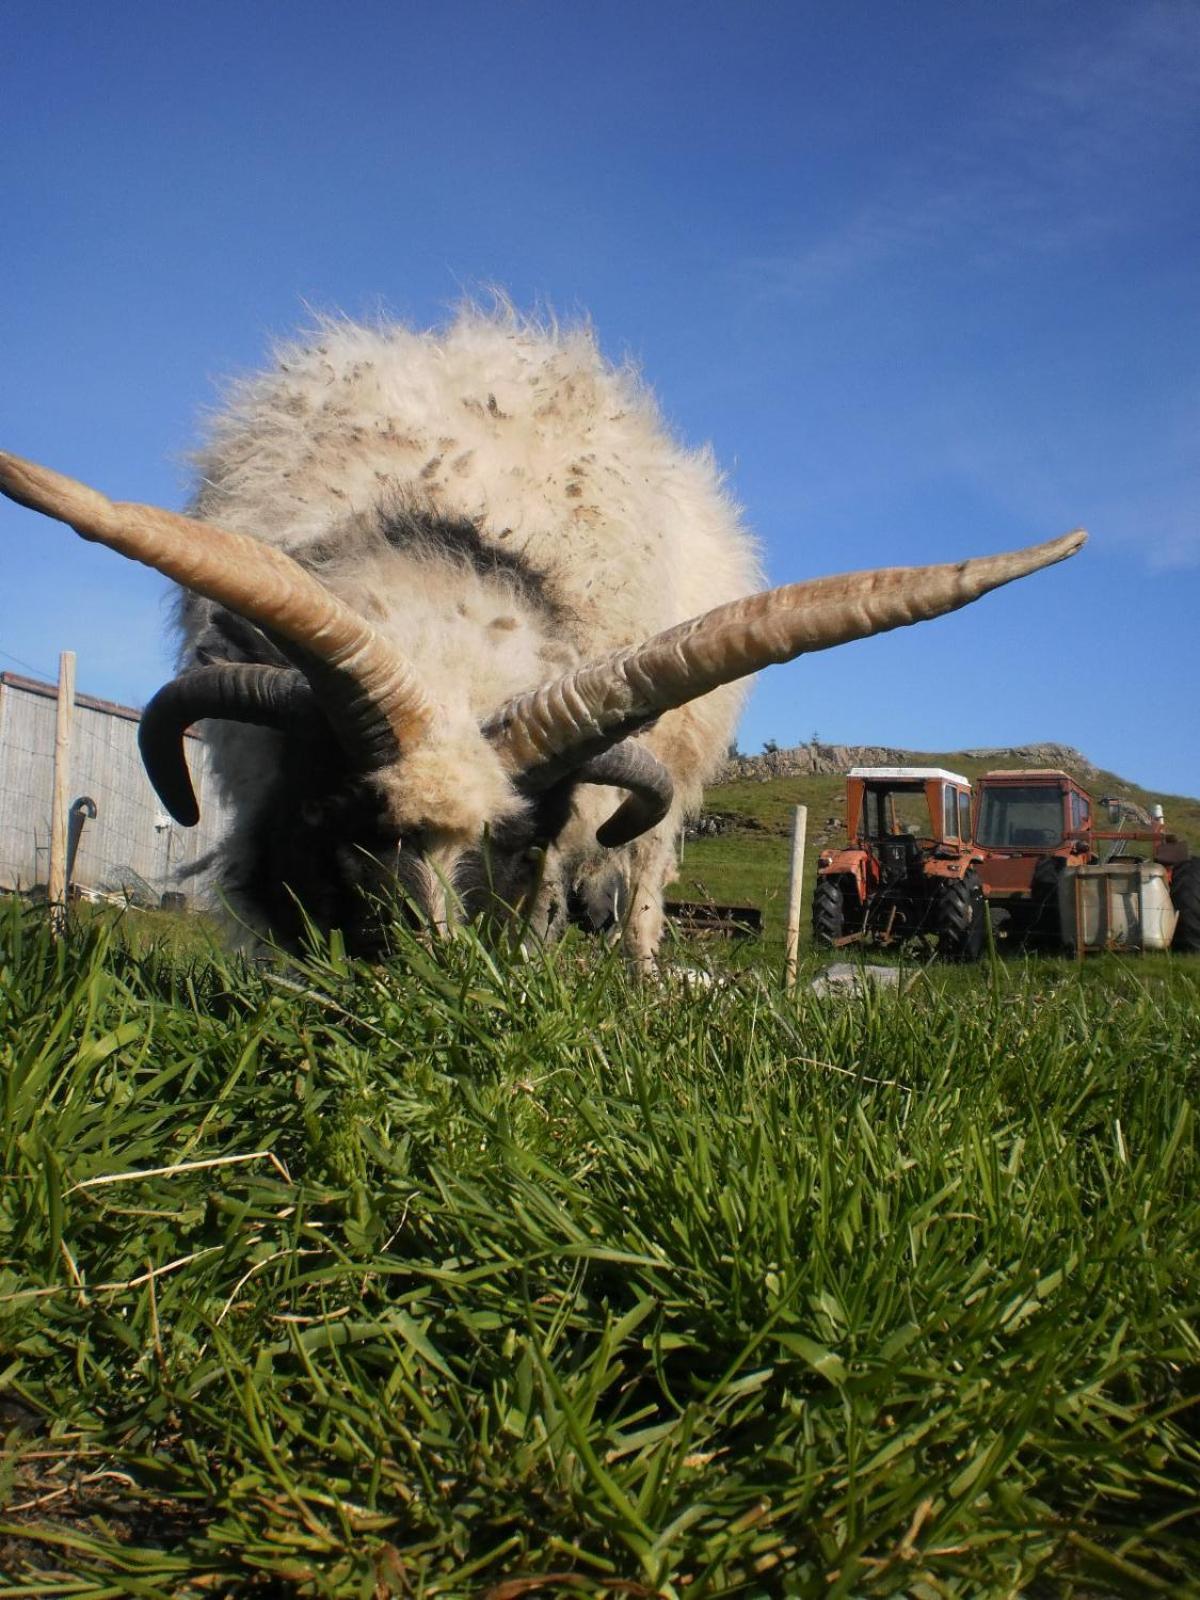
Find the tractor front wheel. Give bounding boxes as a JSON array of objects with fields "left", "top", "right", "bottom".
[
  {"left": 812, "top": 877, "right": 846, "bottom": 948},
  {"left": 1170, "top": 858, "right": 1200, "bottom": 952},
  {"left": 934, "top": 870, "right": 986, "bottom": 962}
]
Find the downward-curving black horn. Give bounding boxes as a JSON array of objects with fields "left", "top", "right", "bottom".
[
  {"left": 575, "top": 744, "right": 675, "bottom": 848},
  {"left": 512, "top": 727, "right": 674, "bottom": 850},
  {"left": 139, "top": 665, "right": 322, "bottom": 826}
]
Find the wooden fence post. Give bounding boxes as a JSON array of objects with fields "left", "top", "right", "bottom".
[
  {"left": 47, "top": 650, "right": 76, "bottom": 931},
  {"left": 784, "top": 803, "right": 808, "bottom": 993}
]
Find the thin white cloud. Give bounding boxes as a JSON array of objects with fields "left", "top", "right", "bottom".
[
  {"left": 1018, "top": 3, "right": 1200, "bottom": 134},
  {"left": 740, "top": 3, "right": 1200, "bottom": 299}
]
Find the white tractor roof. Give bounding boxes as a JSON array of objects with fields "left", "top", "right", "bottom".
[{"left": 848, "top": 766, "right": 971, "bottom": 787}]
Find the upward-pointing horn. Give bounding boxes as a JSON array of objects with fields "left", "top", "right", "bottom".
[
  {"left": 0, "top": 450, "right": 435, "bottom": 765},
  {"left": 485, "top": 531, "right": 1087, "bottom": 774}
]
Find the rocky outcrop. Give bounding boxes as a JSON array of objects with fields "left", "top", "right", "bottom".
[
  {"left": 717, "top": 740, "right": 1098, "bottom": 785},
  {"left": 960, "top": 743, "right": 1099, "bottom": 775}
]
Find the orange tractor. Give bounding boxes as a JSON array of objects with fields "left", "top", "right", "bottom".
[
  {"left": 812, "top": 767, "right": 987, "bottom": 960},
  {"left": 972, "top": 768, "right": 1200, "bottom": 951}
]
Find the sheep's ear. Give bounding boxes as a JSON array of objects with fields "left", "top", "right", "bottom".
[{"left": 485, "top": 531, "right": 1087, "bottom": 775}]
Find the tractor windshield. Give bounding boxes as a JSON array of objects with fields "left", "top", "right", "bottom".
[
  {"left": 863, "top": 787, "right": 931, "bottom": 839},
  {"left": 975, "top": 786, "right": 1065, "bottom": 849}
]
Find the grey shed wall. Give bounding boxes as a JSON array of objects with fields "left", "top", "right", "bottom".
[{"left": 0, "top": 672, "right": 231, "bottom": 904}]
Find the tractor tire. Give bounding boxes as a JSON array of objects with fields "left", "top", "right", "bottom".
[
  {"left": 1170, "top": 858, "right": 1200, "bottom": 953},
  {"left": 812, "top": 877, "right": 846, "bottom": 948},
  {"left": 934, "top": 869, "right": 986, "bottom": 962},
  {"left": 1029, "top": 856, "right": 1065, "bottom": 945}
]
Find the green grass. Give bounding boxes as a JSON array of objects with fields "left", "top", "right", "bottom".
[{"left": 1, "top": 898, "right": 1198, "bottom": 1596}]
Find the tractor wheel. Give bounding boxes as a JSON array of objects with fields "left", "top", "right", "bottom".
[
  {"left": 1029, "top": 856, "right": 1065, "bottom": 945},
  {"left": 812, "top": 877, "right": 846, "bottom": 948},
  {"left": 1170, "top": 858, "right": 1200, "bottom": 953},
  {"left": 934, "top": 869, "right": 986, "bottom": 962}
]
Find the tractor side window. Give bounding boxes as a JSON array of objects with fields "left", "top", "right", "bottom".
[
  {"left": 943, "top": 786, "right": 958, "bottom": 840},
  {"left": 959, "top": 789, "right": 972, "bottom": 840},
  {"left": 1069, "top": 792, "right": 1090, "bottom": 833}
]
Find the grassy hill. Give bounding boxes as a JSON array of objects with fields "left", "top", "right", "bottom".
[{"left": 667, "top": 745, "right": 1200, "bottom": 950}]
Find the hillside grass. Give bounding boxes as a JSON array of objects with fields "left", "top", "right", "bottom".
[{"left": 1, "top": 897, "right": 1198, "bottom": 1597}]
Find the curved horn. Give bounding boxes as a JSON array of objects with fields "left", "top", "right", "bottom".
[
  {"left": 485, "top": 532, "right": 1087, "bottom": 773},
  {"left": 517, "top": 741, "right": 675, "bottom": 848},
  {"left": 139, "top": 665, "right": 326, "bottom": 826},
  {"left": 0, "top": 450, "right": 435, "bottom": 757},
  {"left": 579, "top": 745, "right": 675, "bottom": 848}
]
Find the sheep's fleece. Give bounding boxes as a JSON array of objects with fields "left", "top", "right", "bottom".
[{"left": 179, "top": 309, "right": 762, "bottom": 959}]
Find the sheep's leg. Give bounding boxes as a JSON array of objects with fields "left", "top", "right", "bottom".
[
  {"left": 622, "top": 888, "right": 664, "bottom": 973},
  {"left": 525, "top": 844, "right": 568, "bottom": 945},
  {"left": 619, "top": 834, "right": 675, "bottom": 975}
]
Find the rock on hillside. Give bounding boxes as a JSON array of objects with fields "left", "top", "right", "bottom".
[{"left": 718, "top": 740, "right": 1099, "bottom": 784}]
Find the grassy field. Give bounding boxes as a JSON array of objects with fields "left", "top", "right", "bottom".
[{"left": 1, "top": 893, "right": 1198, "bottom": 1598}]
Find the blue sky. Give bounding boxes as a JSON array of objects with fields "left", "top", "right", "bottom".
[{"left": 3, "top": 1, "right": 1198, "bottom": 796}]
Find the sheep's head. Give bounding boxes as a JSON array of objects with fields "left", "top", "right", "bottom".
[{"left": 0, "top": 449, "right": 1085, "bottom": 947}]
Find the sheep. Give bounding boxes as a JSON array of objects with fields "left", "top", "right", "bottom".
[{"left": 0, "top": 307, "right": 1085, "bottom": 966}]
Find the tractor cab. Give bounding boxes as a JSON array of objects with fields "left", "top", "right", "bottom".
[
  {"left": 974, "top": 769, "right": 1092, "bottom": 856},
  {"left": 847, "top": 766, "right": 974, "bottom": 863},
  {"left": 971, "top": 769, "right": 1096, "bottom": 933},
  {"left": 814, "top": 767, "right": 985, "bottom": 960}
]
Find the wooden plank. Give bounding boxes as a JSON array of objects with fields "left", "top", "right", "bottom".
[{"left": 665, "top": 900, "right": 762, "bottom": 940}]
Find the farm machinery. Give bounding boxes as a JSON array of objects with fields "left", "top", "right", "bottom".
[
  {"left": 812, "top": 767, "right": 987, "bottom": 960},
  {"left": 971, "top": 768, "right": 1200, "bottom": 952}
]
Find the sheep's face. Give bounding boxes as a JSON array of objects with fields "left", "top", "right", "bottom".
[
  {"left": 226, "top": 728, "right": 579, "bottom": 953},
  {"left": 141, "top": 587, "right": 672, "bottom": 954}
]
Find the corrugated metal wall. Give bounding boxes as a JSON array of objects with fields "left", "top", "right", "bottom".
[{"left": 0, "top": 672, "right": 232, "bottom": 905}]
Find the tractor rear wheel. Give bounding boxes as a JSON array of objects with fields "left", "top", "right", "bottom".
[
  {"left": 1029, "top": 856, "right": 1065, "bottom": 944},
  {"left": 1170, "top": 858, "right": 1200, "bottom": 952},
  {"left": 812, "top": 877, "right": 846, "bottom": 948},
  {"left": 934, "top": 869, "right": 986, "bottom": 962}
]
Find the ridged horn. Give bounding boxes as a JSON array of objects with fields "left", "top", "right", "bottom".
[
  {"left": 486, "top": 532, "right": 1086, "bottom": 773},
  {"left": 522, "top": 742, "right": 675, "bottom": 848},
  {"left": 139, "top": 665, "right": 323, "bottom": 826},
  {"left": 0, "top": 450, "right": 435, "bottom": 757},
  {"left": 581, "top": 746, "right": 674, "bottom": 848}
]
